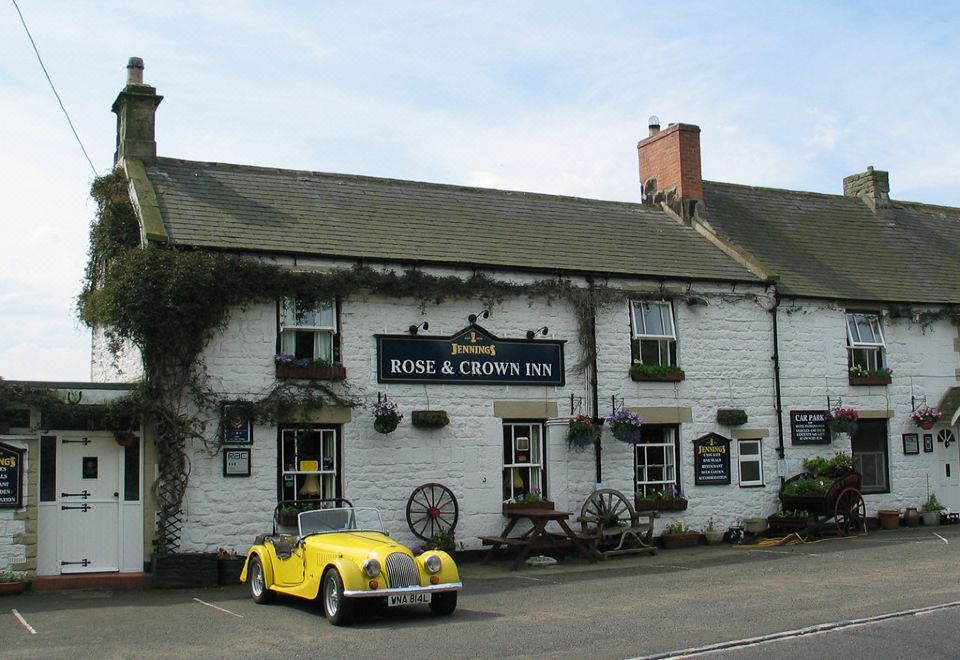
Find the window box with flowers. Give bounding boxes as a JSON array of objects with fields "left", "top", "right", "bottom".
[
  {"left": 912, "top": 405, "right": 943, "bottom": 430},
  {"left": 825, "top": 406, "right": 859, "bottom": 436},
  {"left": 848, "top": 365, "right": 892, "bottom": 386},
  {"left": 567, "top": 414, "right": 601, "bottom": 451},
  {"left": 635, "top": 486, "right": 688, "bottom": 512},
  {"left": 372, "top": 399, "right": 403, "bottom": 434},
  {"left": 629, "top": 360, "right": 685, "bottom": 382},
  {"left": 606, "top": 409, "right": 645, "bottom": 444},
  {"left": 274, "top": 354, "right": 346, "bottom": 380},
  {"left": 502, "top": 489, "right": 554, "bottom": 513}
]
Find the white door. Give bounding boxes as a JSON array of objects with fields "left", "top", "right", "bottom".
[
  {"left": 58, "top": 435, "right": 121, "bottom": 573},
  {"left": 935, "top": 428, "right": 960, "bottom": 512}
]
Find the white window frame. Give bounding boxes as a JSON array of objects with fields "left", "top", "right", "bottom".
[
  {"left": 737, "top": 439, "right": 764, "bottom": 487},
  {"left": 280, "top": 427, "right": 339, "bottom": 503},
  {"left": 630, "top": 300, "right": 678, "bottom": 367},
  {"left": 280, "top": 297, "right": 337, "bottom": 363},
  {"left": 634, "top": 426, "right": 678, "bottom": 497},
  {"left": 503, "top": 422, "right": 544, "bottom": 501},
  {"left": 852, "top": 451, "right": 887, "bottom": 492},
  {"left": 846, "top": 312, "right": 885, "bottom": 372}
]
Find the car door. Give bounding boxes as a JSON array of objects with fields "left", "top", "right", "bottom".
[{"left": 271, "top": 535, "right": 306, "bottom": 585}]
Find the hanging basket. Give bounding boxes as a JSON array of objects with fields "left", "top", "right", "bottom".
[
  {"left": 374, "top": 415, "right": 401, "bottom": 434},
  {"left": 610, "top": 424, "right": 645, "bottom": 444},
  {"left": 411, "top": 410, "right": 450, "bottom": 429}
]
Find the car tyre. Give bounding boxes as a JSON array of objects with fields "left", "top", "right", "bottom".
[
  {"left": 429, "top": 591, "right": 457, "bottom": 616},
  {"left": 248, "top": 556, "right": 275, "bottom": 604},
  {"left": 321, "top": 569, "right": 354, "bottom": 626}
]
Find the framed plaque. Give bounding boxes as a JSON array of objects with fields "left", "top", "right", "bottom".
[
  {"left": 223, "top": 448, "right": 251, "bottom": 477},
  {"left": 902, "top": 433, "right": 920, "bottom": 455}
]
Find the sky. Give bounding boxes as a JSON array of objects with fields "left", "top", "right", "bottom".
[{"left": 1, "top": 1, "right": 959, "bottom": 382}]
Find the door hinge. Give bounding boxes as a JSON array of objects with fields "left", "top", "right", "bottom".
[
  {"left": 61, "top": 438, "right": 91, "bottom": 445},
  {"left": 61, "top": 490, "right": 91, "bottom": 499},
  {"left": 60, "top": 559, "right": 92, "bottom": 567},
  {"left": 61, "top": 503, "right": 92, "bottom": 512}
]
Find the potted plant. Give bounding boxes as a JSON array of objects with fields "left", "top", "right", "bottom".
[
  {"left": 0, "top": 570, "right": 30, "bottom": 595},
  {"left": 768, "top": 509, "right": 815, "bottom": 532},
  {"left": 502, "top": 488, "right": 554, "bottom": 513},
  {"left": 217, "top": 548, "right": 246, "bottom": 585},
  {"left": 877, "top": 509, "right": 900, "bottom": 530},
  {"left": 274, "top": 353, "right": 346, "bottom": 380},
  {"left": 848, "top": 365, "right": 892, "bottom": 386},
  {"left": 742, "top": 516, "right": 768, "bottom": 535},
  {"left": 411, "top": 410, "right": 449, "bottom": 429},
  {"left": 703, "top": 518, "right": 725, "bottom": 545},
  {"left": 605, "top": 409, "right": 644, "bottom": 444},
  {"left": 629, "top": 359, "right": 685, "bottom": 382},
  {"left": 567, "top": 414, "right": 601, "bottom": 451},
  {"left": 372, "top": 398, "right": 403, "bottom": 434},
  {"left": 635, "top": 486, "right": 688, "bottom": 511},
  {"left": 921, "top": 492, "right": 945, "bottom": 526},
  {"left": 660, "top": 520, "right": 700, "bottom": 549},
  {"left": 825, "top": 406, "right": 859, "bottom": 436},
  {"left": 912, "top": 405, "right": 943, "bottom": 430}
]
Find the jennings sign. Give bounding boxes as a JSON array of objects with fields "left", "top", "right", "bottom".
[{"left": 376, "top": 325, "right": 565, "bottom": 385}]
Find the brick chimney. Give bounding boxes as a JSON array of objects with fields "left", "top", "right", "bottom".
[
  {"left": 637, "top": 118, "right": 703, "bottom": 222},
  {"left": 111, "top": 57, "right": 163, "bottom": 167},
  {"left": 842, "top": 166, "right": 890, "bottom": 210}
]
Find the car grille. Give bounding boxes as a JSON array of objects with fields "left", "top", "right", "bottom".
[{"left": 385, "top": 552, "right": 419, "bottom": 588}]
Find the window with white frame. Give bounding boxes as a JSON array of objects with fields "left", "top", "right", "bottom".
[
  {"left": 280, "top": 297, "right": 337, "bottom": 364},
  {"left": 630, "top": 301, "right": 677, "bottom": 367},
  {"left": 502, "top": 422, "right": 544, "bottom": 501},
  {"left": 846, "top": 312, "right": 885, "bottom": 372},
  {"left": 737, "top": 439, "right": 763, "bottom": 487},
  {"left": 634, "top": 426, "right": 679, "bottom": 497},
  {"left": 279, "top": 426, "right": 340, "bottom": 502}
]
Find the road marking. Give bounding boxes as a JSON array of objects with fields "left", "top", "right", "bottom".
[
  {"left": 12, "top": 609, "right": 37, "bottom": 635},
  {"left": 628, "top": 599, "right": 960, "bottom": 659},
  {"left": 934, "top": 533, "right": 948, "bottom": 544},
  {"left": 748, "top": 549, "right": 821, "bottom": 557},
  {"left": 193, "top": 598, "right": 243, "bottom": 618},
  {"left": 650, "top": 565, "right": 691, "bottom": 570}
]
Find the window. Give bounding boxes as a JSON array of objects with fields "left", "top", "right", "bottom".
[
  {"left": 846, "top": 312, "right": 885, "bottom": 372},
  {"left": 631, "top": 301, "right": 677, "bottom": 367},
  {"left": 851, "top": 419, "right": 889, "bottom": 493},
  {"left": 502, "top": 422, "right": 544, "bottom": 501},
  {"left": 634, "top": 426, "right": 679, "bottom": 497},
  {"left": 280, "top": 298, "right": 337, "bottom": 364},
  {"left": 279, "top": 427, "right": 340, "bottom": 502},
  {"left": 737, "top": 439, "right": 763, "bottom": 487}
]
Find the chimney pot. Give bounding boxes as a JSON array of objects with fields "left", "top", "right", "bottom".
[
  {"left": 637, "top": 122, "right": 703, "bottom": 221},
  {"left": 126, "top": 57, "right": 145, "bottom": 85},
  {"left": 648, "top": 115, "right": 660, "bottom": 136},
  {"left": 112, "top": 57, "right": 162, "bottom": 166}
]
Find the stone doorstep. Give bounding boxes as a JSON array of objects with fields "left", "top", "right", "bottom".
[{"left": 31, "top": 572, "right": 153, "bottom": 591}]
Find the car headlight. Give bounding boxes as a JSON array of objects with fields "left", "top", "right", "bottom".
[
  {"left": 362, "top": 558, "right": 381, "bottom": 578},
  {"left": 423, "top": 553, "right": 442, "bottom": 574}
]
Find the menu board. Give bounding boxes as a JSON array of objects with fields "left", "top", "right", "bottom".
[
  {"left": 693, "top": 433, "right": 731, "bottom": 485},
  {"left": 790, "top": 410, "right": 830, "bottom": 445},
  {"left": 0, "top": 442, "right": 25, "bottom": 508}
]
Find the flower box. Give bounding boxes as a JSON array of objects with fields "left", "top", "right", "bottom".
[
  {"left": 767, "top": 514, "right": 816, "bottom": 532},
  {"left": 275, "top": 364, "right": 346, "bottom": 380},
  {"left": 630, "top": 370, "right": 685, "bottom": 382},
  {"left": 716, "top": 408, "right": 748, "bottom": 426},
  {"left": 152, "top": 553, "right": 218, "bottom": 588},
  {"left": 660, "top": 532, "right": 700, "bottom": 549},
  {"left": 217, "top": 556, "right": 246, "bottom": 585},
  {"left": 848, "top": 375, "right": 891, "bottom": 386},
  {"left": 411, "top": 410, "right": 450, "bottom": 429},
  {"left": 634, "top": 497, "right": 688, "bottom": 512},
  {"left": 502, "top": 500, "right": 555, "bottom": 514}
]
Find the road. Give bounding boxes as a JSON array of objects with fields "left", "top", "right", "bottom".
[{"left": 3, "top": 526, "right": 959, "bottom": 659}]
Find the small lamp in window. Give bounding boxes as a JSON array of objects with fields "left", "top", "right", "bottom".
[{"left": 298, "top": 460, "right": 322, "bottom": 497}]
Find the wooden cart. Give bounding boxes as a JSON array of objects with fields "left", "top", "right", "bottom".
[{"left": 778, "top": 468, "right": 866, "bottom": 536}]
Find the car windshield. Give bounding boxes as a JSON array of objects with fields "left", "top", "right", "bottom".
[{"left": 298, "top": 507, "right": 384, "bottom": 536}]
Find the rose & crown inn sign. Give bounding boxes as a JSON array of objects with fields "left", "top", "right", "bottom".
[{"left": 376, "top": 325, "right": 565, "bottom": 385}]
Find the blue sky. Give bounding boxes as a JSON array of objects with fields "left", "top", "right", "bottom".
[{"left": 2, "top": 1, "right": 958, "bottom": 381}]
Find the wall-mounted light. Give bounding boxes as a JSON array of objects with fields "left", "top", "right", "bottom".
[
  {"left": 526, "top": 326, "right": 548, "bottom": 339},
  {"left": 686, "top": 295, "right": 708, "bottom": 307},
  {"left": 469, "top": 310, "right": 490, "bottom": 324},
  {"left": 408, "top": 321, "right": 429, "bottom": 335}
]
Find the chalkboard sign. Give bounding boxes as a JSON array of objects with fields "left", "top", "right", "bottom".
[
  {"left": 790, "top": 410, "right": 830, "bottom": 445},
  {"left": 693, "top": 433, "right": 731, "bottom": 485},
  {"left": 0, "top": 442, "right": 26, "bottom": 508}
]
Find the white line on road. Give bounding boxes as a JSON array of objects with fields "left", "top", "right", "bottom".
[
  {"left": 193, "top": 597, "right": 243, "bottom": 618},
  {"left": 747, "top": 549, "right": 821, "bottom": 557},
  {"left": 934, "top": 532, "right": 948, "bottom": 544},
  {"left": 12, "top": 609, "right": 37, "bottom": 635},
  {"left": 628, "top": 599, "right": 960, "bottom": 659}
]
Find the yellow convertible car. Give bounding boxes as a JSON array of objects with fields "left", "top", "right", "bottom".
[{"left": 240, "top": 501, "right": 462, "bottom": 625}]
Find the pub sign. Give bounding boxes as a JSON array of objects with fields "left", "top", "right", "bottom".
[
  {"left": 376, "top": 325, "right": 565, "bottom": 385},
  {"left": 693, "top": 433, "right": 731, "bottom": 485},
  {"left": 0, "top": 442, "right": 26, "bottom": 508},
  {"left": 790, "top": 409, "right": 830, "bottom": 445}
]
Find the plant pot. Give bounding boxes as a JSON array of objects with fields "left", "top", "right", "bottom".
[
  {"left": 635, "top": 497, "right": 688, "bottom": 512},
  {"left": 275, "top": 364, "right": 346, "bottom": 381},
  {"left": 502, "top": 500, "right": 554, "bottom": 513},
  {"left": 849, "top": 376, "right": 891, "bottom": 386},
  {"left": 704, "top": 530, "right": 725, "bottom": 545},
  {"left": 742, "top": 518, "right": 768, "bottom": 535},
  {"left": 877, "top": 509, "right": 900, "bottom": 530},
  {"left": 567, "top": 432, "right": 597, "bottom": 451},
  {"left": 660, "top": 532, "right": 700, "bottom": 549},
  {"left": 0, "top": 580, "right": 29, "bottom": 595},
  {"left": 374, "top": 416, "right": 400, "bottom": 434},
  {"left": 630, "top": 370, "right": 685, "bottom": 382},
  {"left": 716, "top": 409, "right": 748, "bottom": 426},
  {"left": 768, "top": 514, "right": 816, "bottom": 532},
  {"left": 114, "top": 432, "right": 138, "bottom": 448},
  {"left": 411, "top": 410, "right": 449, "bottom": 429},
  {"left": 904, "top": 507, "right": 920, "bottom": 527},
  {"left": 217, "top": 557, "right": 246, "bottom": 585},
  {"left": 922, "top": 511, "right": 942, "bottom": 526},
  {"left": 920, "top": 420, "right": 934, "bottom": 430}
]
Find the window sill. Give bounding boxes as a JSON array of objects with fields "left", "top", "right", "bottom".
[
  {"left": 848, "top": 376, "right": 891, "bottom": 386},
  {"left": 630, "top": 370, "right": 685, "bottom": 383},
  {"left": 275, "top": 364, "right": 346, "bottom": 381}
]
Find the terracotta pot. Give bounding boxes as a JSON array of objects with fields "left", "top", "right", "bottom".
[
  {"left": 920, "top": 420, "right": 934, "bottom": 430},
  {"left": 0, "top": 580, "right": 28, "bottom": 595},
  {"left": 502, "top": 500, "right": 554, "bottom": 513},
  {"left": 877, "top": 509, "right": 900, "bottom": 530},
  {"left": 630, "top": 370, "right": 685, "bottom": 382},
  {"left": 660, "top": 532, "right": 700, "bottom": 549},
  {"left": 275, "top": 364, "right": 346, "bottom": 380},
  {"left": 904, "top": 507, "right": 920, "bottom": 527}
]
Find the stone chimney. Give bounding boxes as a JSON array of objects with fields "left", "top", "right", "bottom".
[
  {"left": 111, "top": 57, "right": 163, "bottom": 167},
  {"left": 637, "top": 119, "right": 703, "bottom": 222},
  {"left": 842, "top": 166, "right": 890, "bottom": 210}
]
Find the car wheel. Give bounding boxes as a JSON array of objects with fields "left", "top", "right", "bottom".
[
  {"left": 429, "top": 591, "right": 457, "bottom": 616},
  {"left": 321, "top": 569, "right": 354, "bottom": 626},
  {"left": 248, "top": 556, "right": 275, "bottom": 604}
]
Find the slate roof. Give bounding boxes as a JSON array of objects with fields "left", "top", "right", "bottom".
[
  {"left": 703, "top": 181, "right": 960, "bottom": 303},
  {"left": 142, "top": 158, "right": 759, "bottom": 283}
]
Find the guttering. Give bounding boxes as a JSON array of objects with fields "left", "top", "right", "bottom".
[
  {"left": 586, "top": 276, "right": 602, "bottom": 485},
  {"left": 769, "top": 284, "right": 786, "bottom": 483}
]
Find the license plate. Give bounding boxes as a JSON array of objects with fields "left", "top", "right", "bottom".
[{"left": 388, "top": 592, "right": 432, "bottom": 607}]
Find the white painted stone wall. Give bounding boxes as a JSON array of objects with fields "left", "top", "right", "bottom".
[{"left": 91, "top": 327, "right": 143, "bottom": 382}]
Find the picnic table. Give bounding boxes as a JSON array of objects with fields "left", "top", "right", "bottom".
[{"left": 479, "top": 507, "right": 595, "bottom": 571}]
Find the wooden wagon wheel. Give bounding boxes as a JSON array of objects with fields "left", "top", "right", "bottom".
[
  {"left": 406, "top": 482, "right": 459, "bottom": 541},
  {"left": 834, "top": 487, "right": 866, "bottom": 536},
  {"left": 580, "top": 489, "right": 634, "bottom": 532}
]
